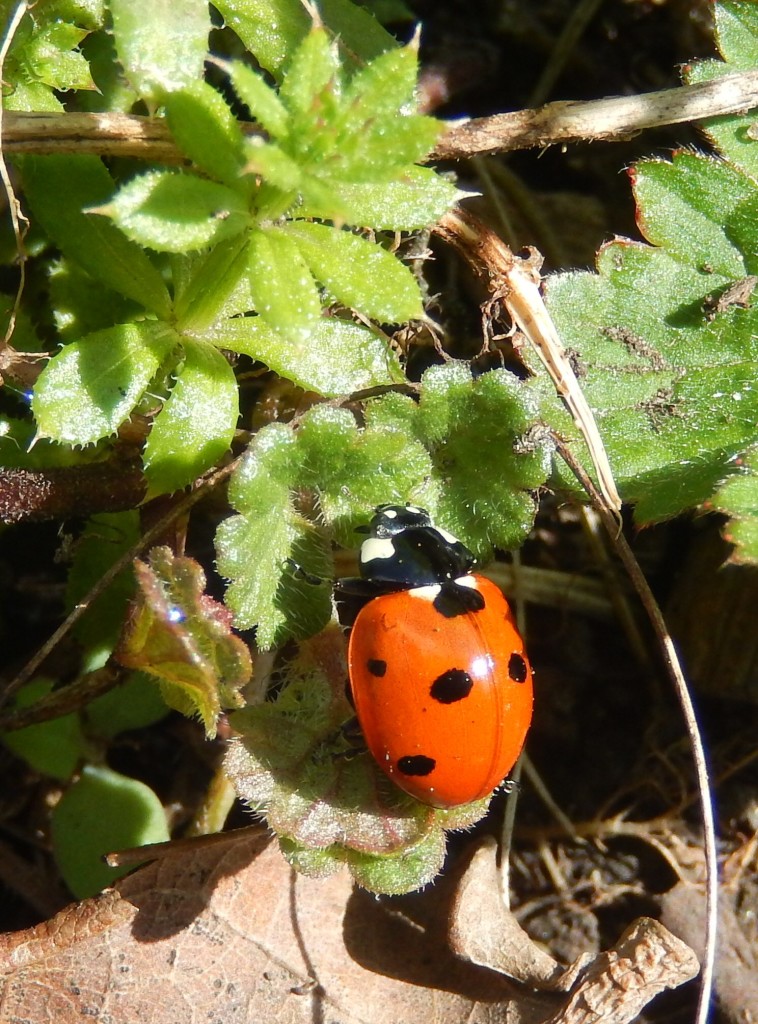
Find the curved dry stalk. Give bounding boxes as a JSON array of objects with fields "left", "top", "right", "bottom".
[
  {"left": 556, "top": 440, "right": 718, "bottom": 1024},
  {"left": 433, "top": 207, "right": 622, "bottom": 514}
]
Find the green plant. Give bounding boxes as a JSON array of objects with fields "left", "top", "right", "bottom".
[{"left": 1, "top": 0, "right": 757, "bottom": 896}]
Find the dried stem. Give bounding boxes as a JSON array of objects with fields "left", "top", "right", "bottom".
[{"left": 3, "top": 68, "right": 758, "bottom": 164}]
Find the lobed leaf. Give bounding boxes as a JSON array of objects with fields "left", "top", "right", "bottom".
[
  {"left": 115, "top": 547, "right": 250, "bottom": 735},
  {"left": 540, "top": 148, "right": 758, "bottom": 523},
  {"left": 712, "top": 448, "right": 758, "bottom": 563},
  {"left": 684, "top": 0, "right": 758, "bottom": 178}
]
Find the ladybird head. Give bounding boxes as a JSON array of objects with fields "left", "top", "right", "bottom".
[
  {"left": 358, "top": 504, "right": 476, "bottom": 588},
  {"left": 366, "top": 504, "right": 433, "bottom": 538}
]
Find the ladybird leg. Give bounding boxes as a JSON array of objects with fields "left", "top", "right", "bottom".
[
  {"left": 334, "top": 714, "right": 367, "bottom": 760},
  {"left": 284, "top": 557, "right": 327, "bottom": 587},
  {"left": 334, "top": 576, "right": 404, "bottom": 627}
]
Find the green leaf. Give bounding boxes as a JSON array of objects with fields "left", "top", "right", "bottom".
[
  {"left": 294, "top": 404, "right": 435, "bottom": 536},
  {"left": 684, "top": 1, "right": 758, "bottom": 178},
  {"left": 20, "top": 156, "right": 171, "bottom": 316},
  {"left": 115, "top": 547, "right": 250, "bottom": 734},
  {"left": 345, "top": 830, "right": 447, "bottom": 895},
  {"left": 164, "top": 81, "right": 246, "bottom": 187},
  {"left": 216, "top": 424, "right": 333, "bottom": 646},
  {"left": 226, "top": 60, "right": 290, "bottom": 138},
  {"left": 1, "top": 678, "right": 87, "bottom": 781},
  {"left": 214, "top": 0, "right": 396, "bottom": 79},
  {"left": 712, "top": 447, "right": 758, "bottom": 563},
  {"left": 280, "top": 28, "right": 340, "bottom": 116},
  {"left": 243, "top": 139, "right": 302, "bottom": 191},
  {"left": 339, "top": 40, "right": 417, "bottom": 125},
  {"left": 632, "top": 154, "right": 752, "bottom": 277},
  {"left": 414, "top": 364, "right": 549, "bottom": 555},
  {"left": 283, "top": 221, "right": 423, "bottom": 322},
  {"left": 538, "top": 147, "right": 758, "bottom": 523},
  {"left": 109, "top": 0, "right": 210, "bottom": 103},
  {"left": 33, "top": 321, "right": 177, "bottom": 445},
  {"left": 335, "top": 114, "right": 441, "bottom": 183},
  {"left": 85, "top": 672, "right": 169, "bottom": 739},
  {"left": 173, "top": 236, "right": 251, "bottom": 331},
  {"left": 96, "top": 170, "right": 250, "bottom": 254},
  {"left": 51, "top": 764, "right": 170, "bottom": 898},
  {"left": 49, "top": 258, "right": 141, "bottom": 341},
  {"left": 204, "top": 315, "right": 404, "bottom": 396},
  {"left": 297, "top": 167, "right": 461, "bottom": 230},
  {"left": 143, "top": 340, "right": 239, "bottom": 495},
  {"left": 247, "top": 228, "right": 321, "bottom": 341},
  {"left": 66, "top": 510, "right": 141, "bottom": 668},
  {"left": 25, "top": 22, "right": 95, "bottom": 91},
  {"left": 2, "top": 11, "right": 96, "bottom": 111}
]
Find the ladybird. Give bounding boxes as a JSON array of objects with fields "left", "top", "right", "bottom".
[{"left": 338, "top": 504, "right": 533, "bottom": 808}]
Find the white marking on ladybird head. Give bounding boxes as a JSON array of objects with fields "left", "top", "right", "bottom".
[
  {"left": 360, "top": 536, "right": 396, "bottom": 564},
  {"left": 454, "top": 575, "right": 478, "bottom": 589},
  {"left": 407, "top": 584, "right": 442, "bottom": 601},
  {"left": 405, "top": 504, "right": 423, "bottom": 515},
  {"left": 437, "top": 526, "right": 460, "bottom": 546},
  {"left": 383, "top": 507, "right": 398, "bottom": 519}
]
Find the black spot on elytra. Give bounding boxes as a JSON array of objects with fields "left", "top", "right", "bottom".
[
  {"left": 367, "top": 658, "right": 387, "bottom": 677},
  {"left": 397, "top": 754, "right": 436, "bottom": 777},
  {"left": 433, "top": 580, "right": 486, "bottom": 619},
  {"left": 430, "top": 668, "right": 473, "bottom": 704},
  {"left": 508, "top": 652, "right": 528, "bottom": 683}
]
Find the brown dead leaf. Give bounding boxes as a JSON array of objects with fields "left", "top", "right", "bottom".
[
  {"left": 0, "top": 829, "right": 556, "bottom": 1024},
  {"left": 449, "top": 836, "right": 573, "bottom": 987},
  {"left": 449, "top": 838, "right": 700, "bottom": 1023},
  {"left": 544, "top": 917, "right": 700, "bottom": 1024}
]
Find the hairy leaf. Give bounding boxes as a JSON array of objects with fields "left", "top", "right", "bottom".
[
  {"left": 214, "top": 0, "right": 396, "bottom": 79},
  {"left": 282, "top": 222, "right": 423, "bottom": 322},
  {"left": 95, "top": 170, "right": 250, "bottom": 253},
  {"left": 20, "top": 156, "right": 171, "bottom": 316},
  {"left": 109, "top": 0, "right": 209, "bottom": 102},
  {"left": 164, "top": 81, "right": 246, "bottom": 187},
  {"left": 143, "top": 341, "right": 239, "bottom": 495},
  {"left": 116, "top": 548, "right": 250, "bottom": 734},
  {"left": 204, "top": 315, "right": 404, "bottom": 396},
  {"left": 33, "top": 321, "right": 177, "bottom": 445}
]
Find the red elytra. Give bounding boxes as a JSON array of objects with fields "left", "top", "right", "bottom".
[{"left": 347, "top": 574, "right": 533, "bottom": 808}]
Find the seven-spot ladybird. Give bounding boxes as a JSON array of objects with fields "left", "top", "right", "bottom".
[{"left": 337, "top": 504, "right": 533, "bottom": 808}]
